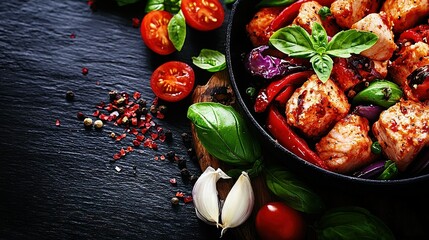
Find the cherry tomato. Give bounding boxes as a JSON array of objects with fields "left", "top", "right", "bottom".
[
  {"left": 181, "top": 0, "right": 224, "bottom": 31},
  {"left": 140, "top": 10, "right": 176, "bottom": 55},
  {"left": 255, "top": 202, "right": 305, "bottom": 240},
  {"left": 150, "top": 61, "right": 195, "bottom": 102}
]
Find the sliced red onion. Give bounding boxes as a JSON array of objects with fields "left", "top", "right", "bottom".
[
  {"left": 353, "top": 105, "right": 384, "bottom": 122},
  {"left": 244, "top": 45, "right": 308, "bottom": 79},
  {"left": 353, "top": 160, "right": 386, "bottom": 179}
]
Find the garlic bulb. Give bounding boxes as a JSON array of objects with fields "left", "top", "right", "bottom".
[
  {"left": 219, "top": 171, "right": 254, "bottom": 237},
  {"left": 192, "top": 166, "right": 231, "bottom": 226}
]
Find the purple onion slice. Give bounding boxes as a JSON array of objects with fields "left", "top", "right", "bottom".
[
  {"left": 353, "top": 105, "right": 384, "bottom": 122},
  {"left": 353, "top": 160, "right": 386, "bottom": 179},
  {"left": 244, "top": 45, "right": 308, "bottom": 79}
]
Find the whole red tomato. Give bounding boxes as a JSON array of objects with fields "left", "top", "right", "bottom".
[{"left": 255, "top": 202, "right": 305, "bottom": 240}]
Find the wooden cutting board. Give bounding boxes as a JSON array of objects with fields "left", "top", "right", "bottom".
[{"left": 190, "top": 69, "right": 276, "bottom": 239}]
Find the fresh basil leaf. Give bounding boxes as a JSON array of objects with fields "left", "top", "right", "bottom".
[
  {"left": 311, "top": 22, "right": 328, "bottom": 52},
  {"left": 187, "top": 102, "right": 262, "bottom": 166},
  {"left": 269, "top": 25, "right": 316, "bottom": 58},
  {"left": 265, "top": 166, "right": 325, "bottom": 214},
  {"left": 310, "top": 54, "right": 333, "bottom": 83},
  {"left": 168, "top": 10, "right": 186, "bottom": 51},
  {"left": 145, "top": 0, "right": 181, "bottom": 14},
  {"left": 326, "top": 30, "right": 378, "bottom": 58},
  {"left": 256, "top": 0, "right": 295, "bottom": 7},
  {"left": 192, "top": 49, "right": 226, "bottom": 72},
  {"left": 315, "top": 206, "right": 395, "bottom": 240},
  {"left": 116, "top": 0, "right": 141, "bottom": 6}
]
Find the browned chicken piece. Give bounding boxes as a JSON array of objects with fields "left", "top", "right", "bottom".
[
  {"left": 351, "top": 12, "right": 397, "bottom": 61},
  {"left": 245, "top": 7, "right": 283, "bottom": 47},
  {"left": 292, "top": 1, "right": 340, "bottom": 36},
  {"left": 315, "top": 114, "right": 375, "bottom": 173},
  {"left": 330, "top": 0, "right": 381, "bottom": 29},
  {"left": 381, "top": 0, "right": 429, "bottom": 34},
  {"left": 372, "top": 100, "right": 429, "bottom": 171},
  {"left": 286, "top": 74, "right": 350, "bottom": 139},
  {"left": 389, "top": 42, "right": 429, "bottom": 101}
]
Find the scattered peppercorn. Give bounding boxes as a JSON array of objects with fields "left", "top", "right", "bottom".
[
  {"left": 180, "top": 168, "right": 191, "bottom": 180},
  {"left": 181, "top": 132, "right": 192, "bottom": 149},
  {"left": 177, "top": 158, "right": 187, "bottom": 170},
  {"left": 77, "top": 112, "right": 85, "bottom": 121},
  {"left": 83, "top": 117, "right": 93, "bottom": 128},
  {"left": 66, "top": 90, "right": 75, "bottom": 101},
  {"left": 94, "top": 119, "right": 103, "bottom": 129},
  {"left": 166, "top": 151, "right": 176, "bottom": 161},
  {"left": 171, "top": 196, "right": 180, "bottom": 205},
  {"left": 82, "top": 67, "right": 89, "bottom": 75}
]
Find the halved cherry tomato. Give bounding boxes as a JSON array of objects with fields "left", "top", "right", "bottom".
[
  {"left": 140, "top": 10, "right": 176, "bottom": 55},
  {"left": 150, "top": 61, "right": 195, "bottom": 102},
  {"left": 181, "top": 0, "right": 224, "bottom": 31},
  {"left": 255, "top": 202, "right": 306, "bottom": 240}
]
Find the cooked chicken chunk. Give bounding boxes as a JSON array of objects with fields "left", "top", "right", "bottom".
[
  {"left": 372, "top": 100, "right": 429, "bottom": 171},
  {"left": 330, "top": 0, "right": 381, "bottom": 29},
  {"left": 389, "top": 42, "right": 429, "bottom": 101},
  {"left": 316, "top": 114, "right": 375, "bottom": 173},
  {"left": 292, "top": 1, "right": 340, "bottom": 36},
  {"left": 246, "top": 7, "right": 283, "bottom": 47},
  {"left": 381, "top": 0, "right": 429, "bottom": 34},
  {"left": 286, "top": 74, "right": 350, "bottom": 139},
  {"left": 351, "top": 12, "right": 396, "bottom": 61}
]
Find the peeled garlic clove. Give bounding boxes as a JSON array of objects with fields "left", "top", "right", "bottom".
[
  {"left": 220, "top": 171, "right": 254, "bottom": 237},
  {"left": 192, "top": 166, "right": 231, "bottom": 226}
]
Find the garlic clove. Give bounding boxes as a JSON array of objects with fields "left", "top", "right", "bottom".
[
  {"left": 219, "top": 171, "right": 254, "bottom": 237},
  {"left": 192, "top": 166, "right": 231, "bottom": 226}
]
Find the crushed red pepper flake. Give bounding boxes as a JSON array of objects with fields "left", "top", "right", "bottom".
[
  {"left": 55, "top": 119, "right": 61, "bottom": 126},
  {"left": 79, "top": 90, "right": 172, "bottom": 161},
  {"left": 169, "top": 178, "right": 177, "bottom": 186},
  {"left": 175, "top": 192, "right": 185, "bottom": 198},
  {"left": 183, "top": 196, "right": 193, "bottom": 203}
]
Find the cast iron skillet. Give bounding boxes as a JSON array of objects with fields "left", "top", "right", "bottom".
[{"left": 225, "top": 0, "right": 429, "bottom": 192}]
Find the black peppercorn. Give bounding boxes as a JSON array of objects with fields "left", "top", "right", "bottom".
[
  {"left": 177, "top": 158, "right": 187, "bottom": 169},
  {"left": 66, "top": 91, "right": 75, "bottom": 101},
  {"left": 181, "top": 132, "right": 193, "bottom": 149},
  {"left": 166, "top": 151, "right": 176, "bottom": 161},
  {"left": 180, "top": 168, "right": 191, "bottom": 179}
]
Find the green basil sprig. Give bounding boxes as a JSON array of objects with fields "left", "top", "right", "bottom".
[
  {"left": 145, "top": 0, "right": 181, "bottom": 14},
  {"left": 168, "top": 10, "right": 186, "bottom": 51},
  {"left": 187, "top": 102, "right": 262, "bottom": 166},
  {"left": 192, "top": 49, "right": 226, "bottom": 72},
  {"left": 256, "top": 0, "right": 295, "bottom": 8},
  {"left": 269, "top": 22, "right": 378, "bottom": 82},
  {"left": 265, "top": 166, "right": 325, "bottom": 214},
  {"left": 314, "top": 206, "right": 395, "bottom": 240}
]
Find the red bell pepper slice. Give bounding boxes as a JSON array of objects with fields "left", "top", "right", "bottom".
[
  {"left": 266, "top": 105, "right": 328, "bottom": 169},
  {"left": 274, "top": 85, "right": 295, "bottom": 106},
  {"left": 270, "top": 0, "right": 310, "bottom": 31},
  {"left": 270, "top": 0, "right": 336, "bottom": 31},
  {"left": 254, "top": 71, "right": 313, "bottom": 113}
]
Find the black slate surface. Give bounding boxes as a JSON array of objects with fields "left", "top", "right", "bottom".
[
  {"left": 2, "top": 1, "right": 429, "bottom": 240},
  {"left": 0, "top": 0, "right": 226, "bottom": 239}
]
